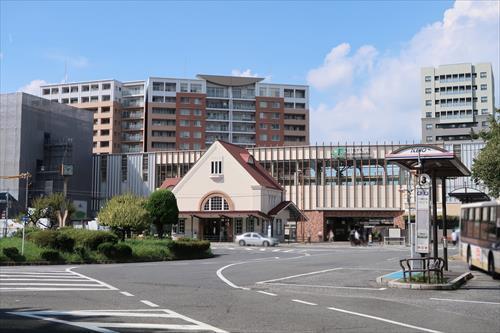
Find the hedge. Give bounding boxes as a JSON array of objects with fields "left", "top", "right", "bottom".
[
  {"left": 2, "top": 247, "right": 25, "bottom": 262},
  {"left": 41, "top": 250, "right": 61, "bottom": 262},
  {"left": 167, "top": 238, "right": 211, "bottom": 259}
]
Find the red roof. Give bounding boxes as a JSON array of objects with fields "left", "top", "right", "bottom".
[
  {"left": 218, "top": 141, "right": 283, "bottom": 191},
  {"left": 159, "top": 177, "right": 181, "bottom": 189}
]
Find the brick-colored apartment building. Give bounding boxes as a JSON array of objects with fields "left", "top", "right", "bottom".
[{"left": 40, "top": 75, "right": 309, "bottom": 154}]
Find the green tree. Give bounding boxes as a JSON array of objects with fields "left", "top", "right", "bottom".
[
  {"left": 146, "top": 189, "right": 179, "bottom": 239},
  {"left": 472, "top": 116, "right": 500, "bottom": 198},
  {"left": 31, "top": 193, "right": 75, "bottom": 228},
  {"left": 98, "top": 193, "right": 150, "bottom": 240}
]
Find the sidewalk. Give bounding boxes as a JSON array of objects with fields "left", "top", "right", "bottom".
[{"left": 278, "top": 241, "right": 397, "bottom": 248}]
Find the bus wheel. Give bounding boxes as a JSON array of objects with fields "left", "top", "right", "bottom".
[
  {"left": 467, "top": 247, "right": 475, "bottom": 271},
  {"left": 488, "top": 253, "right": 499, "bottom": 279}
]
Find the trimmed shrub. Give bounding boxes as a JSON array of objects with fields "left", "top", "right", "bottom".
[
  {"left": 97, "top": 242, "right": 117, "bottom": 258},
  {"left": 115, "top": 243, "right": 133, "bottom": 259},
  {"left": 74, "top": 246, "right": 87, "bottom": 259},
  {"left": 167, "top": 239, "right": 211, "bottom": 259},
  {"left": 12, "top": 227, "right": 39, "bottom": 238},
  {"left": 2, "top": 247, "right": 25, "bottom": 262},
  {"left": 41, "top": 250, "right": 61, "bottom": 262},
  {"left": 55, "top": 233, "right": 75, "bottom": 252},
  {"left": 59, "top": 229, "right": 118, "bottom": 250},
  {"left": 29, "top": 230, "right": 58, "bottom": 249}
]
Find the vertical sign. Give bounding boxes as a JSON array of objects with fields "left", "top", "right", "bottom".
[{"left": 416, "top": 174, "right": 430, "bottom": 254}]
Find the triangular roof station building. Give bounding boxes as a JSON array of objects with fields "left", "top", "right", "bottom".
[{"left": 169, "top": 140, "right": 306, "bottom": 242}]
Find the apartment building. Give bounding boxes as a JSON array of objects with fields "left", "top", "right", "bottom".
[
  {"left": 421, "top": 63, "right": 495, "bottom": 144},
  {"left": 40, "top": 75, "right": 309, "bottom": 154}
]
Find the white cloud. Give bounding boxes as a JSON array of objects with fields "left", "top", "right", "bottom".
[
  {"left": 307, "top": 43, "right": 377, "bottom": 89},
  {"left": 231, "top": 69, "right": 258, "bottom": 77},
  {"left": 308, "top": 0, "right": 500, "bottom": 144},
  {"left": 18, "top": 79, "right": 48, "bottom": 96}
]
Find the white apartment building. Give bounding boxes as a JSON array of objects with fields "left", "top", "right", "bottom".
[{"left": 421, "top": 63, "right": 495, "bottom": 144}]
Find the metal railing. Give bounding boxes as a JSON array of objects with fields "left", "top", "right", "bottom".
[{"left": 399, "top": 257, "right": 445, "bottom": 283}]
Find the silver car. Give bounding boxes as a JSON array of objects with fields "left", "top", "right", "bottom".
[{"left": 235, "top": 232, "right": 279, "bottom": 247}]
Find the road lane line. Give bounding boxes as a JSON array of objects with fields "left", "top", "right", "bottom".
[
  {"left": 0, "top": 278, "right": 90, "bottom": 281},
  {"left": 67, "top": 267, "right": 118, "bottom": 291},
  {"left": 0, "top": 287, "right": 112, "bottom": 291},
  {"left": 292, "top": 299, "right": 317, "bottom": 306},
  {"left": 266, "top": 282, "right": 386, "bottom": 291},
  {"left": 430, "top": 297, "right": 500, "bottom": 305},
  {"left": 257, "top": 291, "right": 277, "bottom": 296},
  {"left": 120, "top": 291, "right": 134, "bottom": 297},
  {"left": 140, "top": 300, "right": 159, "bottom": 308},
  {"left": 327, "top": 306, "right": 442, "bottom": 333},
  {"left": 0, "top": 283, "right": 110, "bottom": 286},
  {"left": 256, "top": 267, "right": 343, "bottom": 284}
]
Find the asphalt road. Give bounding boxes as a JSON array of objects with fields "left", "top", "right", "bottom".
[{"left": 1, "top": 243, "right": 499, "bottom": 333}]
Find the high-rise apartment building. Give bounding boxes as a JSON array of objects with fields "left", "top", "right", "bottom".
[
  {"left": 40, "top": 75, "right": 309, "bottom": 154},
  {"left": 421, "top": 63, "right": 495, "bottom": 144}
]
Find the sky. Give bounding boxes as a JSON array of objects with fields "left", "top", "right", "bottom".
[{"left": 1, "top": 0, "right": 499, "bottom": 144}]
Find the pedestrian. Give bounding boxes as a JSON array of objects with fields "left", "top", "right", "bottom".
[
  {"left": 354, "top": 229, "right": 360, "bottom": 246},
  {"left": 349, "top": 229, "right": 356, "bottom": 246},
  {"left": 317, "top": 230, "right": 323, "bottom": 242},
  {"left": 451, "top": 230, "right": 457, "bottom": 246},
  {"left": 307, "top": 230, "right": 311, "bottom": 244},
  {"left": 328, "top": 229, "right": 334, "bottom": 242}
]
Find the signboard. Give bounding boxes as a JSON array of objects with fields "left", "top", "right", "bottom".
[
  {"left": 386, "top": 146, "right": 454, "bottom": 160},
  {"left": 332, "top": 147, "right": 370, "bottom": 159},
  {"left": 61, "top": 164, "right": 74, "bottom": 176},
  {"left": 415, "top": 182, "right": 430, "bottom": 254},
  {"left": 72, "top": 200, "right": 87, "bottom": 219}
]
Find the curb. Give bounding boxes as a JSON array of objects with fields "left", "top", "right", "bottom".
[{"left": 382, "top": 271, "right": 473, "bottom": 290}]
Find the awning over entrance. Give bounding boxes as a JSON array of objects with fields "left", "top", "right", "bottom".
[
  {"left": 268, "top": 201, "right": 308, "bottom": 221},
  {"left": 179, "top": 211, "right": 270, "bottom": 219},
  {"left": 448, "top": 187, "right": 490, "bottom": 203},
  {"left": 385, "top": 145, "right": 470, "bottom": 177}
]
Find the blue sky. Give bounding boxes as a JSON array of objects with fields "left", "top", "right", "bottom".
[{"left": 1, "top": 0, "right": 498, "bottom": 143}]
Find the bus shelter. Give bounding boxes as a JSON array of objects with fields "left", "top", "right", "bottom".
[{"left": 386, "top": 145, "right": 471, "bottom": 269}]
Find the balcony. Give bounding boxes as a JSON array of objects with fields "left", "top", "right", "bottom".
[
  {"left": 121, "top": 145, "right": 142, "bottom": 153},
  {"left": 122, "top": 123, "right": 144, "bottom": 130},
  {"left": 122, "top": 134, "right": 143, "bottom": 142},
  {"left": 122, "top": 100, "right": 144, "bottom": 108},
  {"left": 439, "top": 102, "right": 472, "bottom": 108},
  {"left": 122, "top": 89, "right": 144, "bottom": 96},
  {"left": 233, "top": 116, "right": 255, "bottom": 122},
  {"left": 439, "top": 115, "right": 474, "bottom": 124},
  {"left": 122, "top": 111, "right": 143, "bottom": 119}
]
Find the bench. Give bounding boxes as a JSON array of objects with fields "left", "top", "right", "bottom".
[{"left": 383, "top": 236, "right": 405, "bottom": 246}]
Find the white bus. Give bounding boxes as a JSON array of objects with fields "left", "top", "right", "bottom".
[{"left": 460, "top": 200, "right": 500, "bottom": 278}]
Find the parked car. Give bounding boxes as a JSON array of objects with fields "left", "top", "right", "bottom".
[{"left": 235, "top": 232, "right": 279, "bottom": 247}]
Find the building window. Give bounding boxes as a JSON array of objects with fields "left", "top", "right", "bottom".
[
  {"left": 102, "top": 83, "right": 111, "bottom": 90},
  {"left": 90, "top": 96, "right": 99, "bottom": 102},
  {"left": 424, "top": 76, "right": 431, "bottom": 82},
  {"left": 180, "top": 83, "right": 188, "bottom": 92},
  {"left": 284, "top": 89, "right": 294, "bottom": 98},
  {"left": 271, "top": 102, "right": 281, "bottom": 109},
  {"left": 259, "top": 101, "right": 268, "bottom": 108},
  {"left": 102, "top": 95, "right": 111, "bottom": 101},
  {"left": 480, "top": 84, "right": 487, "bottom": 91},
  {"left": 481, "top": 109, "right": 488, "bottom": 115},
  {"left": 295, "top": 103, "right": 305, "bottom": 109},
  {"left": 193, "top": 143, "right": 201, "bottom": 150},
  {"left": 203, "top": 196, "right": 229, "bottom": 211},
  {"left": 259, "top": 113, "right": 266, "bottom": 119},
  {"left": 179, "top": 143, "right": 190, "bottom": 150},
  {"left": 152, "top": 96, "right": 164, "bottom": 103},
  {"left": 193, "top": 120, "right": 201, "bottom": 127},
  {"left": 62, "top": 86, "right": 69, "bottom": 93},
  {"left": 179, "top": 109, "right": 190, "bottom": 116},
  {"left": 247, "top": 218, "right": 255, "bottom": 232},
  {"left": 42, "top": 88, "right": 50, "bottom": 95},
  {"left": 284, "top": 102, "right": 294, "bottom": 108},
  {"left": 425, "top": 100, "right": 432, "bottom": 106},
  {"left": 191, "top": 84, "right": 202, "bottom": 93},
  {"left": 272, "top": 113, "right": 280, "bottom": 119},
  {"left": 425, "top": 88, "right": 432, "bottom": 94},
  {"left": 271, "top": 124, "right": 280, "bottom": 130},
  {"left": 193, "top": 98, "right": 202, "bottom": 105},
  {"left": 82, "top": 85, "right": 90, "bottom": 92},
  {"left": 426, "top": 124, "right": 433, "bottom": 130},
  {"left": 91, "top": 84, "right": 99, "bottom": 91},
  {"left": 180, "top": 131, "right": 190, "bottom": 138},
  {"left": 260, "top": 134, "right": 268, "bottom": 141},
  {"left": 426, "top": 136, "right": 433, "bottom": 142},
  {"left": 193, "top": 131, "right": 202, "bottom": 139},
  {"left": 179, "top": 120, "right": 190, "bottom": 127},
  {"left": 81, "top": 96, "right": 89, "bottom": 103},
  {"left": 482, "top": 121, "right": 488, "bottom": 127},
  {"left": 259, "top": 123, "right": 267, "bottom": 130},
  {"left": 165, "top": 83, "right": 176, "bottom": 92},
  {"left": 425, "top": 112, "right": 432, "bottom": 118},
  {"left": 178, "top": 219, "right": 185, "bottom": 233},
  {"left": 235, "top": 218, "right": 243, "bottom": 234},
  {"left": 276, "top": 219, "right": 282, "bottom": 236},
  {"left": 211, "top": 160, "right": 222, "bottom": 175},
  {"left": 295, "top": 89, "right": 305, "bottom": 98},
  {"left": 51, "top": 88, "right": 59, "bottom": 94},
  {"left": 271, "top": 135, "right": 280, "bottom": 141},
  {"left": 121, "top": 156, "right": 127, "bottom": 181},
  {"left": 481, "top": 96, "right": 487, "bottom": 103},
  {"left": 480, "top": 72, "right": 487, "bottom": 78},
  {"left": 193, "top": 109, "right": 202, "bottom": 116},
  {"left": 180, "top": 97, "right": 190, "bottom": 104}
]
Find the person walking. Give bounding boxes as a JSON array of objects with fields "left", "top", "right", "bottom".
[
  {"left": 317, "top": 230, "right": 323, "bottom": 242},
  {"left": 451, "top": 230, "right": 457, "bottom": 246},
  {"left": 328, "top": 229, "right": 334, "bottom": 242}
]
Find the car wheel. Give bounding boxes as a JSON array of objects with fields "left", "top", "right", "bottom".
[
  {"left": 263, "top": 241, "right": 270, "bottom": 247},
  {"left": 467, "top": 247, "right": 475, "bottom": 270},
  {"left": 239, "top": 240, "right": 246, "bottom": 246}
]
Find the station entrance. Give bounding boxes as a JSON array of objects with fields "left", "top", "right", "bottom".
[{"left": 325, "top": 217, "right": 395, "bottom": 241}]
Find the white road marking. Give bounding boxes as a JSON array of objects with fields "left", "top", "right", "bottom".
[
  {"left": 256, "top": 267, "right": 343, "bottom": 284},
  {"left": 245, "top": 247, "right": 253, "bottom": 251},
  {"left": 8, "top": 309, "right": 228, "bottom": 333},
  {"left": 259, "top": 248, "right": 266, "bottom": 251},
  {"left": 257, "top": 291, "right": 277, "bottom": 296},
  {"left": 283, "top": 249, "right": 294, "bottom": 253},
  {"left": 386, "top": 257, "right": 399, "bottom": 261},
  {"left": 327, "top": 306, "right": 443, "bottom": 333},
  {"left": 120, "top": 291, "right": 134, "bottom": 297},
  {"left": 140, "top": 300, "right": 159, "bottom": 308},
  {"left": 430, "top": 297, "right": 500, "bottom": 305},
  {"left": 0, "top": 267, "right": 118, "bottom": 292},
  {"left": 267, "top": 282, "right": 386, "bottom": 291},
  {"left": 292, "top": 299, "right": 317, "bottom": 306},
  {"left": 272, "top": 249, "right": 280, "bottom": 252}
]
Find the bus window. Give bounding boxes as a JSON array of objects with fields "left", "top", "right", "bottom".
[
  {"left": 475, "top": 208, "right": 482, "bottom": 222},
  {"left": 461, "top": 208, "right": 468, "bottom": 221},
  {"left": 469, "top": 208, "right": 474, "bottom": 221}
]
